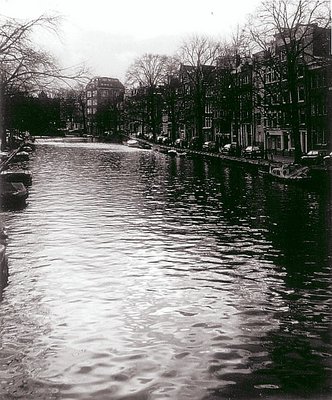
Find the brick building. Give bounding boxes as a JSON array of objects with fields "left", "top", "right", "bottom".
[{"left": 86, "top": 77, "right": 125, "bottom": 135}]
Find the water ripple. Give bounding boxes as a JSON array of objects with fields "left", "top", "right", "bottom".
[{"left": 0, "top": 141, "right": 330, "bottom": 399}]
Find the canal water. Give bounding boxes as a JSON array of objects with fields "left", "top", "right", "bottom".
[{"left": 0, "top": 140, "right": 331, "bottom": 400}]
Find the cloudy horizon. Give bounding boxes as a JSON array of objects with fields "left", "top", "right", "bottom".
[{"left": 0, "top": 0, "right": 263, "bottom": 82}]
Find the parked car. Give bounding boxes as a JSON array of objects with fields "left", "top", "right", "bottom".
[
  {"left": 174, "top": 138, "right": 187, "bottom": 148},
  {"left": 301, "top": 150, "right": 327, "bottom": 165},
  {"left": 157, "top": 135, "right": 170, "bottom": 145},
  {"left": 202, "top": 141, "right": 217, "bottom": 152},
  {"left": 221, "top": 143, "right": 240, "bottom": 156},
  {"left": 163, "top": 137, "right": 172, "bottom": 145},
  {"left": 189, "top": 137, "right": 202, "bottom": 150},
  {"left": 323, "top": 151, "right": 332, "bottom": 166},
  {"left": 242, "top": 146, "right": 263, "bottom": 159}
]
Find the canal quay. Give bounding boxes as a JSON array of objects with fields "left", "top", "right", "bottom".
[{"left": 0, "top": 138, "right": 331, "bottom": 400}]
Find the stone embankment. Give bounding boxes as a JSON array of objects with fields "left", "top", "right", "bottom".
[
  {"left": 134, "top": 138, "right": 329, "bottom": 186},
  {"left": 0, "top": 225, "right": 8, "bottom": 300},
  {"left": 0, "top": 142, "right": 32, "bottom": 299}
]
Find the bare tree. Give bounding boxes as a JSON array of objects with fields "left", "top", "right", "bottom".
[
  {"left": 125, "top": 53, "right": 176, "bottom": 138},
  {"left": 58, "top": 84, "right": 88, "bottom": 135},
  {"left": 212, "top": 30, "right": 253, "bottom": 146},
  {"left": 0, "top": 13, "right": 89, "bottom": 149},
  {"left": 177, "top": 35, "right": 220, "bottom": 143},
  {"left": 126, "top": 53, "right": 172, "bottom": 88},
  {"left": 246, "top": 0, "right": 331, "bottom": 162}
]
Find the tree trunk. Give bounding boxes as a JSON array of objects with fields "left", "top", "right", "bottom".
[
  {"left": 80, "top": 100, "right": 87, "bottom": 135},
  {"left": 170, "top": 97, "right": 177, "bottom": 143},
  {"left": 0, "top": 76, "right": 5, "bottom": 151},
  {"left": 288, "top": 62, "right": 302, "bottom": 163}
]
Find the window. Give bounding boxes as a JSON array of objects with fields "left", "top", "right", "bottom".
[
  {"left": 206, "top": 87, "right": 213, "bottom": 96},
  {"left": 272, "top": 92, "right": 279, "bottom": 104},
  {"left": 87, "top": 99, "right": 92, "bottom": 106},
  {"left": 242, "top": 75, "right": 249, "bottom": 84},
  {"left": 299, "top": 109, "right": 306, "bottom": 124},
  {"left": 283, "top": 90, "right": 290, "bottom": 104},
  {"left": 205, "top": 103, "right": 212, "bottom": 114},
  {"left": 280, "top": 49, "right": 286, "bottom": 62},
  {"left": 87, "top": 91, "right": 91, "bottom": 98},
  {"left": 276, "top": 136, "right": 282, "bottom": 149},
  {"left": 265, "top": 67, "right": 272, "bottom": 83},
  {"left": 272, "top": 112, "right": 278, "bottom": 128},
  {"left": 298, "top": 86, "right": 305, "bottom": 102},
  {"left": 93, "top": 99, "right": 98, "bottom": 106},
  {"left": 101, "top": 90, "right": 108, "bottom": 97},
  {"left": 204, "top": 117, "right": 212, "bottom": 128},
  {"left": 297, "top": 65, "right": 304, "bottom": 78}
]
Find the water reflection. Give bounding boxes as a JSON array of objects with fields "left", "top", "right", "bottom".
[{"left": 0, "top": 141, "right": 330, "bottom": 400}]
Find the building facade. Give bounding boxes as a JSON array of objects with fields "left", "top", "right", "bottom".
[
  {"left": 86, "top": 77, "right": 125, "bottom": 136},
  {"left": 119, "top": 24, "right": 331, "bottom": 154}
]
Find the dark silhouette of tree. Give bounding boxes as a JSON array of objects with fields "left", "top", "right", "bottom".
[
  {"left": 5, "top": 90, "right": 60, "bottom": 135},
  {"left": 59, "top": 85, "right": 87, "bottom": 135},
  {"left": 0, "top": 13, "right": 89, "bottom": 149}
]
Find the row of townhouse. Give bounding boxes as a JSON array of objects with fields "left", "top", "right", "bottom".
[
  {"left": 83, "top": 23, "right": 330, "bottom": 155},
  {"left": 172, "top": 24, "right": 331, "bottom": 154}
]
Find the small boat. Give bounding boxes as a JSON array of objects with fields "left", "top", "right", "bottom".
[
  {"left": 126, "top": 139, "right": 140, "bottom": 148},
  {"left": 262, "top": 163, "right": 311, "bottom": 183},
  {"left": 0, "top": 226, "right": 8, "bottom": 244},
  {"left": 0, "top": 170, "right": 32, "bottom": 186},
  {"left": 21, "top": 144, "right": 34, "bottom": 152},
  {"left": 168, "top": 149, "right": 177, "bottom": 157},
  {"left": 0, "top": 181, "right": 28, "bottom": 209},
  {"left": 12, "top": 151, "right": 29, "bottom": 162},
  {"left": 177, "top": 151, "right": 187, "bottom": 158},
  {"left": 158, "top": 147, "right": 169, "bottom": 154},
  {"left": 139, "top": 142, "right": 152, "bottom": 149},
  {"left": 0, "top": 151, "right": 9, "bottom": 162}
]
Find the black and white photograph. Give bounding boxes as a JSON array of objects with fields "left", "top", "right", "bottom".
[{"left": 0, "top": 0, "right": 331, "bottom": 399}]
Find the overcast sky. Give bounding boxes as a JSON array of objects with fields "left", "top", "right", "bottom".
[{"left": 0, "top": 0, "right": 262, "bottom": 82}]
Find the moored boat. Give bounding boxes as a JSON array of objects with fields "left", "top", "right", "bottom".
[
  {"left": 261, "top": 163, "right": 311, "bottom": 183},
  {"left": 0, "top": 181, "right": 28, "bottom": 209},
  {"left": 0, "top": 170, "right": 32, "bottom": 186},
  {"left": 12, "top": 151, "right": 29, "bottom": 162},
  {"left": 21, "top": 143, "right": 35, "bottom": 152},
  {"left": 158, "top": 147, "right": 169, "bottom": 154},
  {"left": 177, "top": 150, "right": 187, "bottom": 158},
  {"left": 168, "top": 149, "right": 177, "bottom": 157},
  {"left": 139, "top": 142, "right": 152, "bottom": 149},
  {"left": 0, "top": 151, "right": 9, "bottom": 162}
]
